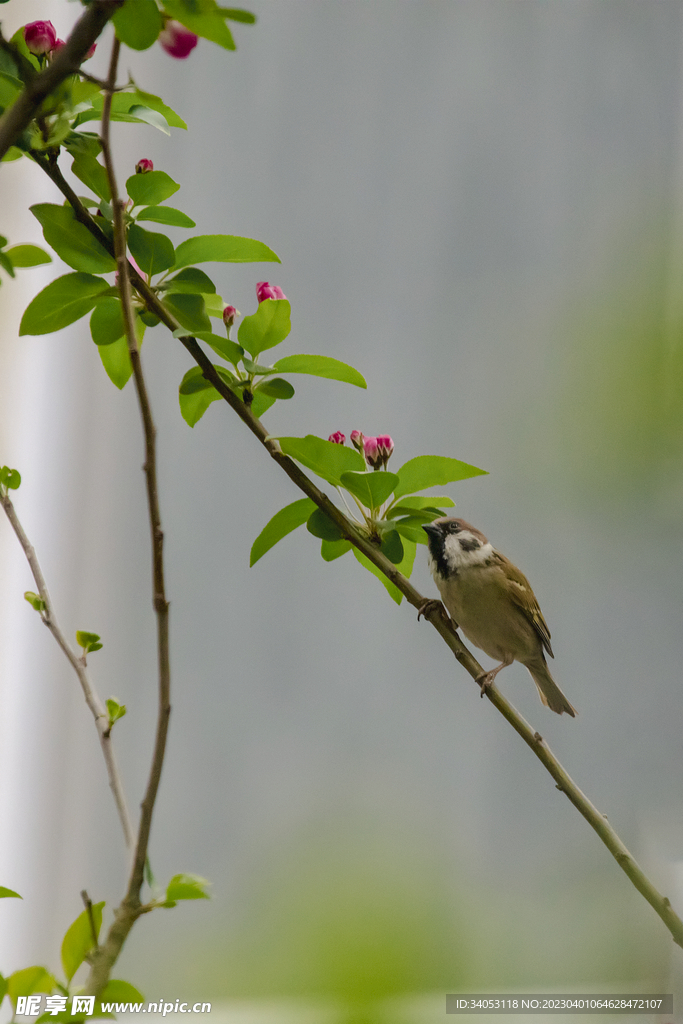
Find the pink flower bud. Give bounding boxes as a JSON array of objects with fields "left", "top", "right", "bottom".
[
  {"left": 328, "top": 431, "right": 345, "bottom": 445},
  {"left": 85, "top": 42, "right": 96, "bottom": 60},
  {"left": 376, "top": 434, "right": 394, "bottom": 465},
  {"left": 222, "top": 305, "right": 238, "bottom": 327},
  {"left": 350, "top": 430, "right": 364, "bottom": 452},
  {"left": 50, "top": 39, "right": 66, "bottom": 57},
  {"left": 136, "top": 159, "right": 154, "bottom": 174},
  {"left": 23, "top": 20, "right": 57, "bottom": 55},
  {"left": 256, "top": 281, "right": 287, "bottom": 302},
  {"left": 159, "top": 20, "right": 198, "bottom": 59},
  {"left": 363, "top": 436, "right": 382, "bottom": 470}
]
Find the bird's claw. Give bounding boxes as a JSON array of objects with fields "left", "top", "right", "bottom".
[
  {"left": 417, "top": 598, "right": 446, "bottom": 622},
  {"left": 476, "top": 671, "right": 495, "bottom": 699}
]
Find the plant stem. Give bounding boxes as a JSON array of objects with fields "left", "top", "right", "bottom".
[
  {"left": 0, "top": 491, "right": 134, "bottom": 852},
  {"left": 85, "top": 35, "right": 172, "bottom": 994},
  {"left": 33, "top": 137, "right": 683, "bottom": 953}
]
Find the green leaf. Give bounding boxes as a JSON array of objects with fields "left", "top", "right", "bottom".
[
  {"left": 106, "top": 698, "right": 127, "bottom": 725},
  {"left": 352, "top": 547, "right": 403, "bottom": 604},
  {"left": 277, "top": 435, "right": 365, "bottom": 486},
  {"left": 126, "top": 171, "right": 180, "bottom": 208},
  {"left": 90, "top": 298, "right": 124, "bottom": 346},
  {"left": 164, "top": 267, "right": 216, "bottom": 294},
  {"left": 71, "top": 152, "right": 111, "bottom": 202},
  {"left": 20, "top": 273, "right": 109, "bottom": 336},
  {"left": 7, "top": 966, "right": 54, "bottom": 1007},
  {"left": 2, "top": 146, "right": 23, "bottom": 162},
  {"left": 76, "top": 630, "right": 101, "bottom": 649},
  {"left": 98, "top": 316, "right": 145, "bottom": 389},
  {"left": 0, "top": 975, "right": 6, "bottom": 1008},
  {"left": 0, "top": 250, "right": 14, "bottom": 276},
  {"left": 78, "top": 90, "right": 186, "bottom": 131},
  {"left": 273, "top": 354, "right": 366, "bottom": 388},
  {"left": 100, "top": 980, "right": 144, "bottom": 1005},
  {"left": 178, "top": 365, "right": 217, "bottom": 394},
  {"left": 132, "top": 89, "right": 187, "bottom": 129},
  {"left": 306, "top": 507, "right": 343, "bottom": 541},
  {"left": 393, "top": 455, "right": 487, "bottom": 499},
  {"left": 238, "top": 299, "right": 290, "bottom": 357},
  {"left": 165, "top": 873, "right": 211, "bottom": 902},
  {"left": 30, "top": 205, "right": 115, "bottom": 274},
  {"left": 385, "top": 506, "right": 439, "bottom": 523},
  {"left": 388, "top": 495, "right": 454, "bottom": 512},
  {"left": 165, "top": 292, "right": 211, "bottom": 333},
  {"left": 113, "top": 0, "right": 162, "bottom": 49},
  {"left": 24, "top": 591, "right": 46, "bottom": 611},
  {"left": 392, "top": 518, "right": 429, "bottom": 546},
  {"left": 173, "top": 234, "right": 279, "bottom": 269},
  {"left": 179, "top": 384, "right": 222, "bottom": 427},
  {"left": 0, "top": 886, "right": 21, "bottom": 898},
  {"left": 194, "top": 330, "right": 243, "bottom": 365},
  {"left": 0, "top": 466, "right": 21, "bottom": 489},
  {"left": 136, "top": 205, "right": 195, "bottom": 228},
  {"left": 340, "top": 471, "right": 398, "bottom": 509},
  {"left": 0, "top": 70, "right": 21, "bottom": 110},
  {"left": 220, "top": 8, "right": 257, "bottom": 23},
  {"left": 61, "top": 902, "right": 104, "bottom": 982},
  {"left": 380, "top": 529, "right": 404, "bottom": 565},
  {"left": 256, "top": 377, "right": 294, "bottom": 400},
  {"left": 5, "top": 244, "right": 51, "bottom": 267},
  {"left": 249, "top": 391, "right": 276, "bottom": 418},
  {"left": 163, "top": 0, "right": 235, "bottom": 49},
  {"left": 250, "top": 498, "right": 316, "bottom": 566},
  {"left": 127, "top": 224, "right": 175, "bottom": 276},
  {"left": 320, "top": 538, "right": 352, "bottom": 562},
  {"left": 202, "top": 292, "right": 226, "bottom": 318}
]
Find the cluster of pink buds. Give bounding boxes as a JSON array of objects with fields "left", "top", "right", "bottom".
[
  {"left": 135, "top": 158, "right": 154, "bottom": 174},
  {"left": 23, "top": 21, "right": 95, "bottom": 61},
  {"left": 330, "top": 431, "right": 394, "bottom": 470},
  {"left": 256, "top": 281, "right": 287, "bottom": 302},
  {"left": 159, "top": 20, "right": 198, "bottom": 59}
]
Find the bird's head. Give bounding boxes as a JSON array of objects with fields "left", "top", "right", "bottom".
[{"left": 422, "top": 517, "right": 492, "bottom": 578}]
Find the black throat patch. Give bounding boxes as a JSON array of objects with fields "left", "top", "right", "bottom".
[{"left": 427, "top": 532, "right": 453, "bottom": 579}]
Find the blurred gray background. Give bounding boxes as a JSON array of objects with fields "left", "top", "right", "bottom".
[{"left": 2, "top": 0, "right": 683, "bottom": 1017}]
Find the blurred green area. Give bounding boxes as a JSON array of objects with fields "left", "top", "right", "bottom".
[{"left": 133, "top": 816, "right": 667, "bottom": 1022}]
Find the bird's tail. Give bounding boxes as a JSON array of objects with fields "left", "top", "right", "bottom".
[{"left": 526, "top": 658, "right": 577, "bottom": 717}]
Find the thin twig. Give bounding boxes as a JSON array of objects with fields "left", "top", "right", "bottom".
[
  {"left": 0, "top": 0, "right": 123, "bottom": 161},
  {"left": 0, "top": 491, "right": 134, "bottom": 851},
  {"left": 81, "top": 890, "right": 99, "bottom": 951},
  {"left": 32, "top": 134, "right": 683, "bottom": 952},
  {"left": 85, "top": 36, "right": 172, "bottom": 994}
]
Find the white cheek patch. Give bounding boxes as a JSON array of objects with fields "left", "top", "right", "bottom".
[{"left": 443, "top": 533, "right": 494, "bottom": 571}]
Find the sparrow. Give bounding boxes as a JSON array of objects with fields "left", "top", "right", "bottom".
[{"left": 421, "top": 517, "right": 576, "bottom": 716}]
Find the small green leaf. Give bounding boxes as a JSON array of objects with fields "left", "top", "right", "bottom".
[
  {"left": 164, "top": 267, "right": 216, "bottom": 294},
  {"left": 30, "top": 204, "right": 115, "bottom": 274},
  {"left": 20, "top": 273, "right": 109, "bottom": 336},
  {"left": 24, "top": 591, "right": 46, "bottom": 612},
  {"left": 385, "top": 506, "right": 439, "bottom": 523},
  {"left": 306, "top": 507, "right": 343, "bottom": 541},
  {"left": 250, "top": 498, "right": 316, "bottom": 565},
  {"left": 273, "top": 354, "right": 366, "bottom": 388},
  {"left": 0, "top": 70, "right": 21, "bottom": 109},
  {"left": 0, "top": 250, "right": 14, "bottom": 276},
  {"left": 380, "top": 529, "right": 404, "bottom": 565},
  {"left": 127, "top": 224, "right": 175, "bottom": 276},
  {"left": 201, "top": 292, "right": 226, "bottom": 318},
  {"left": 387, "top": 495, "right": 454, "bottom": 512},
  {"left": 0, "top": 974, "right": 6, "bottom": 1008},
  {"left": 340, "top": 471, "right": 398, "bottom": 509},
  {"left": 106, "top": 698, "right": 127, "bottom": 725},
  {"left": 165, "top": 873, "right": 211, "bottom": 902},
  {"left": 249, "top": 391, "right": 276, "bottom": 418},
  {"left": 90, "top": 298, "right": 124, "bottom": 346},
  {"left": 0, "top": 886, "right": 21, "bottom": 899},
  {"left": 238, "top": 299, "right": 291, "bottom": 356},
  {"left": 126, "top": 171, "right": 180, "bottom": 208},
  {"left": 165, "top": 292, "right": 211, "bottom": 333},
  {"left": 0, "top": 467, "right": 21, "bottom": 489},
  {"left": 179, "top": 385, "right": 222, "bottom": 427},
  {"left": 113, "top": 0, "right": 162, "bottom": 50},
  {"left": 173, "top": 234, "right": 279, "bottom": 269},
  {"left": 393, "top": 455, "right": 487, "bottom": 499},
  {"left": 71, "top": 152, "right": 111, "bottom": 201},
  {"left": 277, "top": 435, "right": 365, "bottom": 486},
  {"left": 131, "top": 88, "right": 187, "bottom": 129},
  {"left": 320, "top": 538, "right": 352, "bottom": 561},
  {"left": 221, "top": 8, "right": 257, "bottom": 23},
  {"left": 194, "top": 330, "right": 243, "bottom": 365},
  {"left": 100, "top": 980, "right": 144, "bottom": 1004},
  {"left": 61, "top": 902, "right": 104, "bottom": 983},
  {"left": 1, "top": 146, "right": 23, "bottom": 161},
  {"left": 136, "top": 206, "right": 196, "bottom": 228},
  {"left": 98, "top": 316, "right": 144, "bottom": 389},
  {"left": 352, "top": 547, "right": 403, "bottom": 604},
  {"left": 7, "top": 966, "right": 54, "bottom": 1008},
  {"left": 256, "top": 377, "right": 294, "bottom": 400},
  {"left": 76, "top": 630, "right": 101, "bottom": 650},
  {"left": 392, "top": 518, "right": 429, "bottom": 546},
  {"left": 5, "top": 244, "right": 51, "bottom": 267},
  {"left": 178, "top": 365, "right": 218, "bottom": 394},
  {"left": 163, "top": 0, "right": 235, "bottom": 49}
]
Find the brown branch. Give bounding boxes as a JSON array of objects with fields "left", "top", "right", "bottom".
[
  {"left": 32, "top": 145, "right": 683, "bottom": 953},
  {"left": 0, "top": 0, "right": 123, "bottom": 161},
  {"left": 85, "top": 36, "right": 172, "bottom": 995},
  {"left": 0, "top": 490, "right": 135, "bottom": 852}
]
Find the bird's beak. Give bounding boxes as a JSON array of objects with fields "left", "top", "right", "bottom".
[{"left": 422, "top": 522, "right": 440, "bottom": 538}]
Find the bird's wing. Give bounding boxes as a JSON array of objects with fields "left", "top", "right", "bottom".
[{"left": 491, "top": 551, "right": 554, "bottom": 658}]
